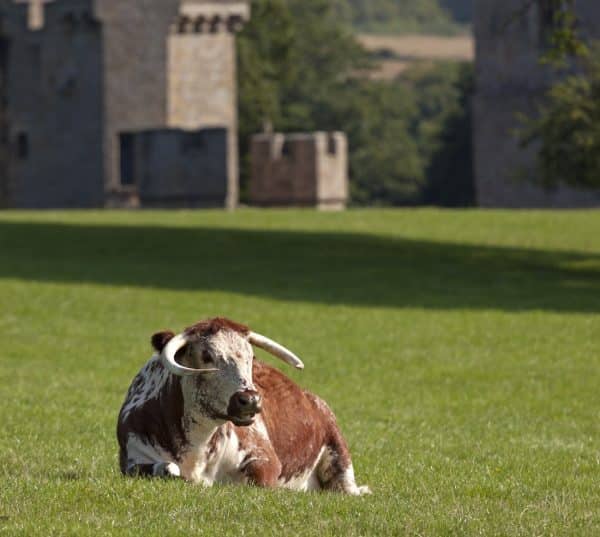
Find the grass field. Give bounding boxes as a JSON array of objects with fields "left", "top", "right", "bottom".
[{"left": 1, "top": 209, "right": 599, "bottom": 536}]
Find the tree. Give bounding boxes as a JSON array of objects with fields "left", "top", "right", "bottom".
[{"left": 420, "top": 62, "right": 475, "bottom": 206}]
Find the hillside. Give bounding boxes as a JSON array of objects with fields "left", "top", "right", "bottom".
[
  {"left": 358, "top": 33, "right": 474, "bottom": 79},
  {"left": 338, "top": 0, "right": 473, "bottom": 35}
]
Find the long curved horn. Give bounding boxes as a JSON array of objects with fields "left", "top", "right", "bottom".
[
  {"left": 248, "top": 332, "right": 304, "bottom": 370},
  {"left": 161, "top": 333, "right": 219, "bottom": 376}
]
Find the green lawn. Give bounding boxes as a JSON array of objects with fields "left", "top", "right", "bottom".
[{"left": 1, "top": 209, "right": 599, "bottom": 536}]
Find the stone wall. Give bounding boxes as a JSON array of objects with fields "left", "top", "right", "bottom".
[
  {"left": 473, "top": 0, "right": 600, "bottom": 207},
  {"left": 119, "top": 127, "right": 229, "bottom": 208},
  {"left": 249, "top": 132, "right": 348, "bottom": 210}
]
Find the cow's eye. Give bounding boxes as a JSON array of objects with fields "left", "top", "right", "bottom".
[{"left": 201, "top": 351, "right": 214, "bottom": 365}]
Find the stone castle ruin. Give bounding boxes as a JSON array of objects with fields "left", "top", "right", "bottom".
[
  {"left": 249, "top": 132, "right": 349, "bottom": 210},
  {"left": 0, "top": 0, "right": 249, "bottom": 208},
  {"left": 474, "top": 0, "right": 600, "bottom": 207}
]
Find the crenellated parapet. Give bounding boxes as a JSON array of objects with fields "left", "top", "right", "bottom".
[
  {"left": 5, "top": 0, "right": 99, "bottom": 33},
  {"left": 171, "top": 1, "right": 249, "bottom": 34},
  {"left": 44, "top": 0, "right": 100, "bottom": 31}
]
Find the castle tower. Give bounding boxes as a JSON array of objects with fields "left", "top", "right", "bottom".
[
  {"left": 167, "top": 0, "right": 250, "bottom": 209},
  {"left": 1, "top": 0, "right": 105, "bottom": 208},
  {"left": 473, "top": 0, "right": 600, "bottom": 207}
]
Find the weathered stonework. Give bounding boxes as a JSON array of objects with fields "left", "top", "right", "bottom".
[
  {"left": 250, "top": 132, "right": 349, "bottom": 210},
  {"left": 473, "top": 0, "right": 600, "bottom": 207},
  {"left": 0, "top": 0, "right": 249, "bottom": 208}
]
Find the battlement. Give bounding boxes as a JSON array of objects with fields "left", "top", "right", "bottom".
[
  {"left": 44, "top": 0, "right": 98, "bottom": 31},
  {"left": 250, "top": 132, "right": 348, "bottom": 210},
  {"left": 11, "top": 0, "right": 46, "bottom": 30},
  {"left": 8, "top": 0, "right": 97, "bottom": 32},
  {"left": 4, "top": 1, "right": 37, "bottom": 32},
  {"left": 255, "top": 132, "right": 346, "bottom": 161},
  {"left": 171, "top": 1, "right": 249, "bottom": 34}
]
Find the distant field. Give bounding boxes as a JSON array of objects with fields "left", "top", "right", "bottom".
[
  {"left": 1, "top": 209, "right": 600, "bottom": 535},
  {"left": 359, "top": 33, "right": 474, "bottom": 79}
]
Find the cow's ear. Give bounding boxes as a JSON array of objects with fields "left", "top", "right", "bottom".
[{"left": 151, "top": 330, "right": 175, "bottom": 352}]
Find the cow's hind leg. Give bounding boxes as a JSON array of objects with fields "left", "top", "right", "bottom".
[
  {"left": 125, "top": 461, "right": 182, "bottom": 479},
  {"left": 317, "top": 441, "right": 371, "bottom": 495}
]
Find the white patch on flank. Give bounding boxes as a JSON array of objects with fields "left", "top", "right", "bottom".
[
  {"left": 125, "top": 433, "right": 172, "bottom": 466},
  {"left": 120, "top": 355, "right": 169, "bottom": 420},
  {"left": 279, "top": 446, "right": 325, "bottom": 492}
]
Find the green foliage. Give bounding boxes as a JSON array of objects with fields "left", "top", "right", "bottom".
[
  {"left": 439, "top": 0, "right": 472, "bottom": 24},
  {"left": 238, "top": 0, "right": 475, "bottom": 206},
  {"left": 415, "top": 62, "right": 475, "bottom": 206},
  {"left": 539, "top": 0, "right": 589, "bottom": 66},
  {"left": 519, "top": 45, "right": 600, "bottom": 190},
  {"left": 2, "top": 210, "right": 600, "bottom": 535}
]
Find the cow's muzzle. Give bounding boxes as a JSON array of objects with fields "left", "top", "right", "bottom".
[{"left": 227, "top": 389, "right": 262, "bottom": 426}]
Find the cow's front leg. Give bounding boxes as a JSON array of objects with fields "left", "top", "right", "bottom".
[
  {"left": 126, "top": 461, "right": 182, "bottom": 479},
  {"left": 243, "top": 456, "right": 282, "bottom": 487}
]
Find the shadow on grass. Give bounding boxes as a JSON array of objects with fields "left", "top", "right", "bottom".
[{"left": 0, "top": 221, "right": 599, "bottom": 312}]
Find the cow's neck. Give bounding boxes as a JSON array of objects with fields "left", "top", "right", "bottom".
[
  {"left": 178, "top": 410, "right": 227, "bottom": 483},
  {"left": 183, "top": 411, "right": 221, "bottom": 445}
]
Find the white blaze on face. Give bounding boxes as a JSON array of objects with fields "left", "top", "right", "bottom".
[{"left": 181, "top": 329, "right": 255, "bottom": 420}]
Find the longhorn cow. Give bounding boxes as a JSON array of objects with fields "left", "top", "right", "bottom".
[{"left": 116, "top": 317, "right": 370, "bottom": 495}]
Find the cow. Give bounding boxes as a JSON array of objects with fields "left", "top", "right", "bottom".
[{"left": 116, "top": 317, "right": 370, "bottom": 495}]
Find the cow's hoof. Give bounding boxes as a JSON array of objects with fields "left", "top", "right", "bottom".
[
  {"left": 153, "top": 462, "right": 182, "bottom": 478},
  {"left": 347, "top": 484, "right": 372, "bottom": 496}
]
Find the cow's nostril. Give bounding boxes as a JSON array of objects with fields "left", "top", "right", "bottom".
[{"left": 237, "top": 393, "right": 251, "bottom": 407}]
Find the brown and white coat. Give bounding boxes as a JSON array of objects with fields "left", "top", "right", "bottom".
[{"left": 117, "top": 318, "right": 370, "bottom": 495}]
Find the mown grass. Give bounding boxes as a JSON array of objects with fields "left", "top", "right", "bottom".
[{"left": 1, "top": 209, "right": 599, "bottom": 536}]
